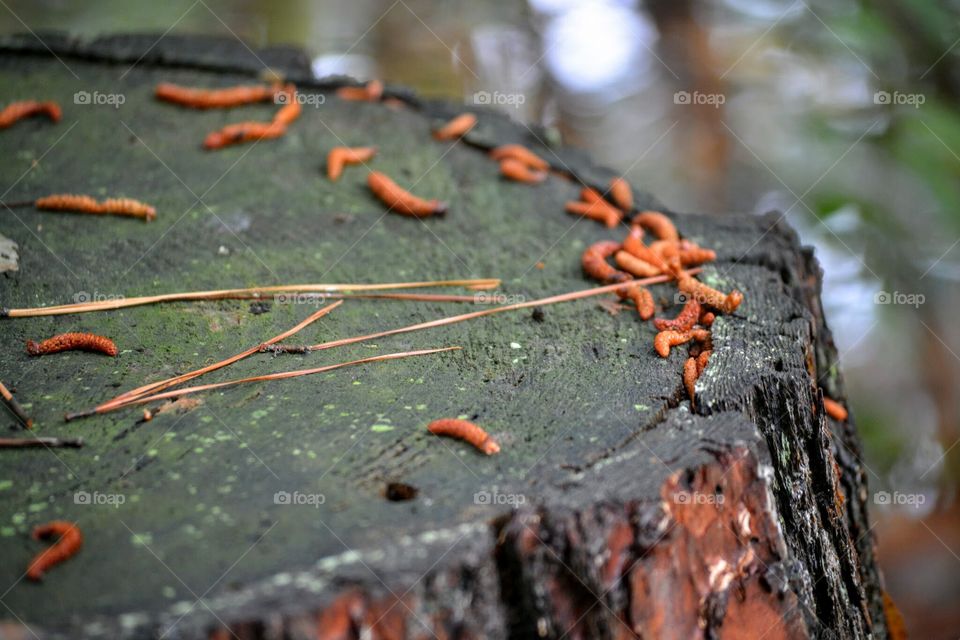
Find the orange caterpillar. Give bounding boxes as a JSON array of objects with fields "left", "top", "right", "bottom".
[
  {"left": 634, "top": 211, "right": 678, "bottom": 242},
  {"left": 684, "top": 357, "right": 699, "bottom": 407},
  {"left": 678, "top": 243, "right": 717, "bottom": 266},
  {"left": 608, "top": 177, "right": 634, "bottom": 212},
  {"left": 34, "top": 194, "right": 156, "bottom": 221},
  {"left": 336, "top": 80, "right": 383, "bottom": 102},
  {"left": 576, "top": 188, "right": 623, "bottom": 226},
  {"left": 622, "top": 226, "right": 668, "bottom": 271},
  {"left": 700, "top": 311, "right": 716, "bottom": 327},
  {"left": 433, "top": 113, "right": 477, "bottom": 140},
  {"left": 203, "top": 120, "right": 286, "bottom": 150},
  {"left": 581, "top": 241, "right": 631, "bottom": 284},
  {"left": 367, "top": 171, "right": 447, "bottom": 218},
  {"left": 0, "top": 100, "right": 61, "bottom": 129},
  {"left": 653, "top": 298, "right": 701, "bottom": 331},
  {"left": 26, "top": 521, "right": 83, "bottom": 581},
  {"left": 654, "top": 328, "right": 710, "bottom": 358},
  {"left": 273, "top": 93, "right": 302, "bottom": 127},
  {"left": 677, "top": 274, "right": 743, "bottom": 314},
  {"left": 489, "top": 145, "right": 549, "bottom": 172},
  {"left": 427, "top": 418, "right": 500, "bottom": 455},
  {"left": 327, "top": 146, "right": 377, "bottom": 181},
  {"left": 27, "top": 332, "right": 118, "bottom": 357},
  {"left": 697, "top": 349, "right": 712, "bottom": 372},
  {"left": 614, "top": 250, "right": 660, "bottom": 278},
  {"left": 154, "top": 83, "right": 282, "bottom": 109},
  {"left": 619, "top": 284, "right": 655, "bottom": 320},
  {"left": 822, "top": 396, "right": 848, "bottom": 422},
  {"left": 565, "top": 201, "right": 619, "bottom": 228},
  {"left": 499, "top": 158, "right": 546, "bottom": 184}
]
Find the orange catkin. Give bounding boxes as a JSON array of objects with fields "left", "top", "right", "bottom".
[
  {"left": 26, "top": 332, "right": 118, "bottom": 357},
  {"left": 623, "top": 226, "right": 667, "bottom": 271},
  {"left": 619, "top": 284, "right": 655, "bottom": 320},
  {"left": 581, "top": 241, "right": 631, "bottom": 284},
  {"left": 499, "top": 158, "right": 546, "bottom": 184},
  {"left": 326, "top": 146, "right": 377, "bottom": 181},
  {"left": 0, "top": 100, "right": 61, "bottom": 128},
  {"left": 154, "top": 83, "right": 283, "bottom": 109},
  {"left": 273, "top": 97, "right": 302, "bottom": 127},
  {"left": 822, "top": 396, "right": 848, "bottom": 422},
  {"left": 433, "top": 113, "right": 477, "bottom": 140},
  {"left": 26, "top": 521, "right": 82, "bottom": 581},
  {"left": 489, "top": 145, "right": 549, "bottom": 172},
  {"left": 427, "top": 418, "right": 500, "bottom": 455},
  {"left": 633, "top": 211, "right": 678, "bottom": 242},
  {"left": 608, "top": 177, "right": 634, "bottom": 212},
  {"left": 677, "top": 274, "right": 743, "bottom": 314},
  {"left": 367, "top": 171, "right": 447, "bottom": 218}
]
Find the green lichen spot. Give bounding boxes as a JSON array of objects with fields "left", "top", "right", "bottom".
[
  {"left": 0, "top": 480, "right": 12, "bottom": 491},
  {"left": 251, "top": 409, "right": 269, "bottom": 420},
  {"left": 370, "top": 424, "right": 394, "bottom": 433}
]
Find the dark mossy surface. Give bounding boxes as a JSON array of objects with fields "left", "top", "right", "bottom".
[
  {"left": 0, "top": 50, "right": 693, "bottom": 632},
  {"left": 0, "top": 37, "right": 886, "bottom": 640}
]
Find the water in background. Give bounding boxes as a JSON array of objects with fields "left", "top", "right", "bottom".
[{"left": 2, "top": 0, "right": 959, "bottom": 634}]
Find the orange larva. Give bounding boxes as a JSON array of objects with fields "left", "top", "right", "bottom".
[
  {"left": 683, "top": 356, "right": 699, "bottom": 407},
  {"left": 696, "top": 349, "right": 712, "bottom": 373},
  {"left": 154, "top": 83, "right": 280, "bottom": 109},
  {"left": 26, "top": 332, "right": 118, "bottom": 357},
  {"left": 433, "top": 113, "right": 477, "bottom": 140},
  {"left": 427, "top": 418, "right": 500, "bottom": 455},
  {"left": 622, "top": 226, "right": 668, "bottom": 271},
  {"left": 0, "top": 100, "right": 61, "bottom": 128},
  {"left": 367, "top": 171, "right": 447, "bottom": 218},
  {"left": 654, "top": 329, "right": 710, "bottom": 358},
  {"left": 326, "top": 146, "right": 377, "bottom": 181},
  {"left": 633, "top": 211, "right": 678, "bottom": 242},
  {"left": 608, "top": 177, "right": 634, "bottom": 212},
  {"left": 34, "top": 194, "right": 156, "bottom": 222},
  {"left": 499, "top": 158, "right": 547, "bottom": 184},
  {"left": 565, "top": 200, "right": 620, "bottom": 228},
  {"left": 678, "top": 246, "right": 717, "bottom": 266},
  {"left": 581, "top": 241, "right": 631, "bottom": 284},
  {"left": 700, "top": 311, "right": 715, "bottom": 327},
  {"left": 822, "top": 396, "right": 848, "bottom": 422},
  {"left": 489, "top": 145, "right": 549, "bottom": 172},
  {"left": 677, "top": 274, "right": 743, "bottom": 314},
  {"left": 203, "top": 120, "right": 286, "bottom": 150},
  {"left": 272, "top": 96, "right": 302, "bottom": 127},
  {"left": 26, "top": 521, "right": 83, "bottom": 581},
  {"left": 614, "top": 250, "right": 660, "bottom": 278},
  {"left": 618, "top": 284, "right": 655, "bottom": 320},
  {"left": 336, "top": 79, "right": 383, "bottom": 102},
  {"left": 653, "top": 297, "right": 701, "bottom": 332}
]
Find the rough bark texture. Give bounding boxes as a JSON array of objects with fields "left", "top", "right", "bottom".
[{"left": 0, "top": 34, "right": 886, "bottom": 639}]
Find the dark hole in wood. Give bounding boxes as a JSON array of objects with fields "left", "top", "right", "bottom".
[{"left": 385, "top": 481, "right": 418, "bottom": 501}]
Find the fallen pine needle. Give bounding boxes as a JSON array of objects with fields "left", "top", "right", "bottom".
[
  {"left": 1, "top": 278, "right": 501, "bottom": 318},
  {"left": 302, "top": 271, "right": 699, "bottom": 352},
  {"left": 99, "top": 301, "right": 342, "bottom": 411},
  {"left": 0, "top": 381, "right": 33, "bottom": 428},
  {"left": 65, "top": 347, "right": 461, "bottom": 421}
]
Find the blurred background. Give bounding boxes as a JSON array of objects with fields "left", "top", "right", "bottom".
[{"left": 2, "top": 0, "right": 959, "bottom": 635}]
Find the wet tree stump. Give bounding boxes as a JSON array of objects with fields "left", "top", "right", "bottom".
[{"left": 0, "top": 34, "right": 888, "bottom": 639}]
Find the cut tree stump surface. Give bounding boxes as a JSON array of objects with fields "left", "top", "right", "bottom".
[{"left": 0, "top": 34, "right": 886, "bottom": 640}]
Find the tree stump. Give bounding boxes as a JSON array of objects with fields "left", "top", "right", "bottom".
[{"left": 0, "top": 34, "right": 888, "bottom": 639}]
